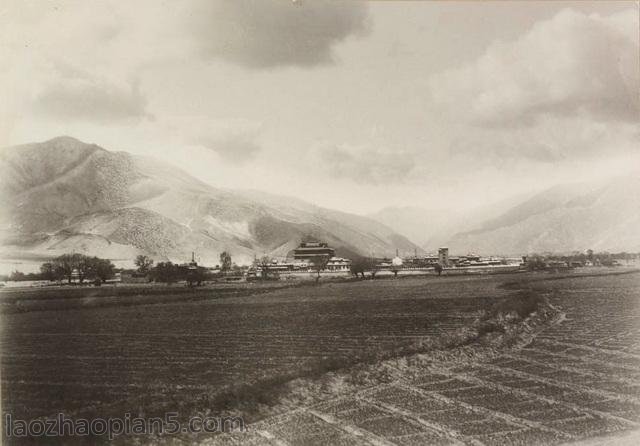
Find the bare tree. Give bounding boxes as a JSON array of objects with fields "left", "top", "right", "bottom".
[
  {"left": 309, "top": 255, "right": 330, "bottom": 283},
  {"left": 351, "top": 257, "right": 379, "bottom": 279},
  {"left": 369, "top": 259, "right": 381, "bottom": 279},
  {"left": 257, "top": 256, "right": 274, "bottom": 281},
  {"left": 220, "top": 251, "right": 233, "bottom": 273},
  {"left": 350, "top": 256, "right": 367, "bottom": 279},
  {"left": 135, "top": 255, "right": 154, "bottom": 274}
]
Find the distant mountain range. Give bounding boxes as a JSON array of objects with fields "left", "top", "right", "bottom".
[
  {"left": 367, "top": 192, "right": 534, "bottom": 249},
  {"left": 0, "top": 136, "right": 419, "bottom": 266},
  {"left": 2, "top": 136, "right": 636, "bottom": 267},
  {"left": 370, "top": 175, "right": 640, "bottom": 255}
]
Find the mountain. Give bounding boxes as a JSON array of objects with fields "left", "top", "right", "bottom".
[
  {"left": 0, "top": 136, "right": 419, "bottom": 266},
  {"left": 367, "top": 207, "right": 460, "bottom": 249},
  {"left": 368, "top": 193, "right": 531, "bottom": 250},
  {"left": 445, "top": 175, "right": 640, "bottom": 255},
  {"left": 369, "top": 176, "right": 640, "bottom": 256}
]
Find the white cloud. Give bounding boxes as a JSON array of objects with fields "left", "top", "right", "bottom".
[
  {"left": 162, "top": 117, "right": 264, "bottom": 165},
  {"left": 316, "top": 142, "right": 416, "bottom": 185},
  {"left": 0, "top": 1, "right": 156, "bottom": 126},
  {"left": 1, "top": 1, "right": 636, "bottom": 214},
  {"left": 187, "top": 0, "right": 370, "bottom": 68},
  {"left": 447, "top": 114, "right": 639, "bottom": 166},
  {"left": 31, "top": 64, "right": 149, "bottom": 122},
  {"left": 430, "top": 8, "right": 639, "bottom": 127}
]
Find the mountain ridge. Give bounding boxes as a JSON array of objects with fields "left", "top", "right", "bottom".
[
  {"left": 369, "top": 175, "right": 640, "bottom": 255},
  {"left": 0, "top": 137, "right": 419, "bottom": 266}
]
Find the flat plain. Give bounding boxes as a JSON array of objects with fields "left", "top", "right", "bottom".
[
  {"left": 1, "top": 276, "right": 506, "bottom": 421},
  {"left": 1, "top": 270, "right": 639, "bottom": 445},
  {"left": 219, "top": 272, "right": 640, "bottom": 446}
]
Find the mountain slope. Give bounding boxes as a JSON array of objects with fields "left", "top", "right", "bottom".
[
  {"left": 367, "top": 207, "right": 457, "bottom": 248},
  {"left": 368, "top": 176, "right": 639, "bottom": 255},
  {"left": 368, "top": 192, "right": 533, "bottom": 250},
  {"left": 445, "top": 175, "right": 640, "bottom": 255},
  {"left": 0, "top": 136, "right": 418, "bottom": 265}
]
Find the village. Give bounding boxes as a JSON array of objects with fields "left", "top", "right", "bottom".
[{"left": 2, "top": 239, "right": 634, "bottom": 288}]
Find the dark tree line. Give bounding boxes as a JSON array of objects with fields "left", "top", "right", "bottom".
[
  {"left": 148, "top": 262, "right": 209, "bottom": 286},
  {"left": 40, "top": 254, "right": 115, "bottom": 284},
  {"left": 525, "top": 250, "right": 637, "bottom": 270},
  {"left": 350, "top": 257, "right": 379, "bottom": 279}
]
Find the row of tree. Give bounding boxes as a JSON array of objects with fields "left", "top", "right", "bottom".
[
  {"left": 525, "top": 250, "right": 636, "bottom": 270},
  {"left": 536, "top": 250, "right": 637, "bottom": 263},
  {"left": 17, "top": 250, "right": 447, "bottom": 286},
  {"left": 40, "top": 254, "right": 115, "bottom": 284},
  {"left": 132, "top": 252, "right": 236, "bottom": 286},
  {"left": 148, "top": 262, "right": 211, "bottom": 286}
]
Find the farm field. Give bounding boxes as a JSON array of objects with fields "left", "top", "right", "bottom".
[
  {"left": 1, "top": 275, "right": 513, "bottom": 438},
  {"left": 1, "top": 270, "right": 639, "bottom": 445},
  {"left": 218, "top": 272, "right": 640, "bottom": 446}
]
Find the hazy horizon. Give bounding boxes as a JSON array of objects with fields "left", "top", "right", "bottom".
[{"left": 1, "top": 0, "right": 638, "bottom": 215}]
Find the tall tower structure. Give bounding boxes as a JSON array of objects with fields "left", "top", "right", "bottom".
[{"left": 438, "top": 247, "right": 449, "bottom": 267}]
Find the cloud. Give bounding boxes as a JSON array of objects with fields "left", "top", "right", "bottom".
[
  {"left": 445, "top": 114, "right": 639, "bottom": 167},
  {"left": 173, "top": 118, "right": 263, "bottom": 165},
  {"left": 198, "top": 136, "right": 261, "bottom": 165},
  {"left": 430, "top": 8, "right": 639, "bottom": 127},
  {"left": 316, "top": 143, "right": 416, "bottom": 185},
  {"left": 0, "top": 2, "right": 152, "bottom": 125},
  {"left": 188, "top": 0, "right": 369, "bottom": 68},
  {"left": 32, "top": 64, "right": 150, "bottom": 122}
]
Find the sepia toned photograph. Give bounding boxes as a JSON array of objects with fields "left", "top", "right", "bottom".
[{"left": 0, "top": 0, "right": 639, "bottom": 444}]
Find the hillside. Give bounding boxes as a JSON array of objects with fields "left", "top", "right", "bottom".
[
  {"left": 368, "top": 176, "right": 640, "bottom": 256},
  {"left": 0, "top": 136, "right": 418, "bottom": 266},
  {"left": 446, "top": 175, "right": 640, "bottom": 255},
  {"left": 367, "top": 207, "right": 458, "bottom": 248},
  {"left": 368, "top": 193, "right": 531, "bottom": 250}
]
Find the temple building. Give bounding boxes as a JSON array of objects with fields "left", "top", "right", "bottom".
[{"left": 293, "top": 241, "right": 336, "bottom": 261}]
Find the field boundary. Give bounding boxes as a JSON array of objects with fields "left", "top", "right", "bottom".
[{"left": 204, "top": 282, "right": 567, "bottom": 445}]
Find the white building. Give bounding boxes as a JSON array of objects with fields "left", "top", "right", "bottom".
[{"left": 325, "top": 257, "right": 352, "bottom": 272}]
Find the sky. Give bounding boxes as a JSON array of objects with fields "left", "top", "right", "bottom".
[{"left": 1, "top": 0, "right": 638, "bottom": 215}]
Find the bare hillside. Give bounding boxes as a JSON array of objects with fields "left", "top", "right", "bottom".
[{"left": 0, "top": 137, "right": 418, "bottom": 265}]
